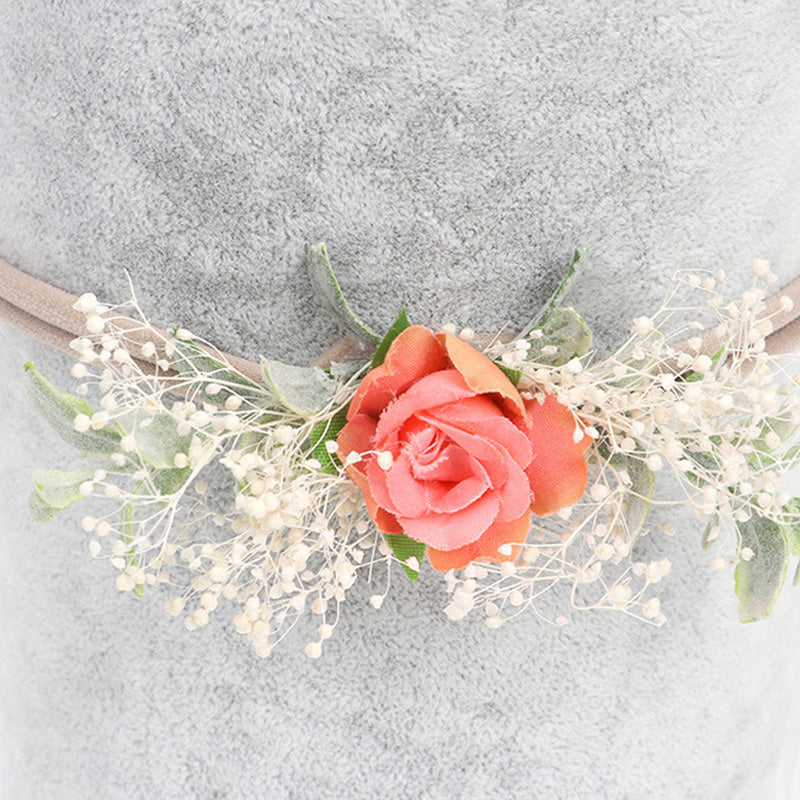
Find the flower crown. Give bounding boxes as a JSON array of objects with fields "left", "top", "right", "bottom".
[{"left": 22, "top": 245, "right": 800, "bottom": 658}]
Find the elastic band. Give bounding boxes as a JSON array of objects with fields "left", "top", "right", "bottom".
[{"left": 3, "top": 257, "right": 800, "bottom": 370}]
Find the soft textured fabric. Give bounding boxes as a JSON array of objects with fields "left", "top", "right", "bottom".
[{"left": 2, "top": 1, "right": 800, "bottom": 798}]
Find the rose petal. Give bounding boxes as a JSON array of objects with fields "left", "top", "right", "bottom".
[
  {"left": 427, "top": 510, "right": 531, "bottom": 571},
  {"left": 337, "top": 413, "right": 377, "bottom": 481},
  {"left": 417, "top": 413, "right": 510, "bottom": 488},
  {"left": 338, "top": 414, "right": 404, "bottom": 533},
  {"left": 348, "top": 326, "right": 449, "bottom": 419},
  {"left": 374, "top": 370, "right": 475, "bottom": 448},
  {"left": 524, "top": 394, "right": 592, "bottom": 516},
  {"left": 398, "top": 492, "right": 500, "bottom": 550},
  {"left": 425, "top": 396, "right": 533, "bottom": 469},
  {"left": 437, "top": 332, "right": 527, "bottom": 418}
]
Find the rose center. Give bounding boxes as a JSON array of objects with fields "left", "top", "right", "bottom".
[{"left": 405, "top": 425, "right": 475, "bottom": 483}]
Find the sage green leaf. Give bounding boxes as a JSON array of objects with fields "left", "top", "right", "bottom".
[
  {"left": 308, "top": 242, "right": 380, "bottom": 344},
  {"left": 153, "top": 467, "right": 191, "bottom": 496},
  {"left": 307, "top": 407, "right": 349, "bottom": 475},
  {"left": 261, "top": 359, "right": 338, "bottom": 416},
  {"left": 384, "top": 532, "right": 426, "bottom": 583},
  {"left": 778, "top": 498, "right": 800, "bottom": 557},
  {"left": 520, "top": 249, "right": 583, "bottom": 335},
  {"left": 120, "top": 412, "right": 191, "bottom": 470},
  {"left": 496, "top": 363, "right": 522, "bottom": 386},
  {"left": 734, "top": 514, "right": 789, "bottom": 622},
  {"left": 28, "top": 469, "right": 95, "bottom": 522},
  {"left": 23, "top": 363, "right": 121, "bottom": 456},
  {"left": 329, "top": 360, "right": 367, "bottom": 382},
  {"left": 701, "top": 513, "right": 721, "bottom": 551},
  {"left": 170, "top": 337, "right": 267, "bottom": 405},
  {"left": 526, "top": 307, "right": 593, "bottom": 367},
  {"left": 625, "top": 457, "right": 656, "bottom": 542},
  {"left": 372, "top": 308, "right": 411, "bottom": 368}
]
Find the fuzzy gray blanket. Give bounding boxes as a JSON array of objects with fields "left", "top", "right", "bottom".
[{"left": 2, "top": 1, "right": 800, "bottom": 797}]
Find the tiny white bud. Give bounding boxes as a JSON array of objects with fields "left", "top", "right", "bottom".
[
  {"left": 85, "top": 314, "right": 105, "bottom": 334},
  {"left": 376, "top": 451, "right": 394, "bottom": 470},
  {"left": 751, "top": 258, "right": 770, "bottom": 278},
  {"left": 632, "top": 316, "right": 654, "bottom": 336}
]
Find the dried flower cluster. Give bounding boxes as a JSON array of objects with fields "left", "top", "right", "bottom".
[{"left": 25, "top": 255, "right": 800, "bottom": 657}]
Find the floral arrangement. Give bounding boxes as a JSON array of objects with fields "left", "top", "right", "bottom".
[{"left": 24, "top": 245, "right": 800, "bottom": 657}]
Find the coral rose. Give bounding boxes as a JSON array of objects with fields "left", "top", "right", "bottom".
[{"left": 337, "top": 326, "right": 591, "bottom": 571}]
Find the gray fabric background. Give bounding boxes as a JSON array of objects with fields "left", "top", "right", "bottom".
[{"left": 2, "top": 1, "right": 800, "bottom": 797}]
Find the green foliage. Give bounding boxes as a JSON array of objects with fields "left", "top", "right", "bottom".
[
  {"left": 526, "top": 307, "right": 593, "bottom": 367},
  {"left": 496, "top": 363, "right": 522, "bottom": 386},
  {"left": 625, "top": 457, "right": 656, "bottom": 542},
  {"left": 121, "top": 411, "right": 191, "bottom": 470},
  {"left": 307, "top": 407, "right": 349, "bottom": 475},
  {"left": 734, "top": 513, "right": 789, "bottom": 622},
  {"left": 522, "top": 249, "right": 583, "bottom": 334},
  {"left": 308, "top": 242, "right": 380, "bottom": 344},
  {"left": 23, "top": 363, "right": 121, "bottom": 456},
  {"left": 371, "top": 308, "right": 411, "bottom": 368},
  {"left": 152, "top": 467, "right": 191, "bottom": 495},
  {"left": 28, "top": 469, "right": 95, "bottom": 522},
  {"left": 261, "top": 359, "right": 338, "bottom": 416},
  {"left": 170, "top": 337, "right": 267, "bottom": 405},
  {"left": 384, "top": 532, "right": 426, "bottom": 583}
]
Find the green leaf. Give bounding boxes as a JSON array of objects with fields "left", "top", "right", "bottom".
[
  {"left": 734, "top": 514, "right": 789, "bottom": 622},
  {"left": 371, "top": 308, "right": 411, "bottom": 368},
  {"left": 308, "top": 243, "right": 380, "bottom": 344},
  {"left": 28, "top": 469, "right": 95, "bottom": 522},
  {"left": 778, "top": 498, "right": 800, "bottom": 557},
  {"left": 526, "top": 307, "right": 593, "bottom": 367},
  {"left": 496, "top": 363, "right": 522, "bottom": 386},
  {"left": 23, "top": 363, "right": 121, "bottom": 456},
  {"left": 152, "top": 467, "right": 191, "bottom": 495},
  {"left": 384, "top": 532, "right": 426, "bottom": 583},
  {"left": 701, "top": 513, "right": 721, "bottom": 551},
  {"left": 307, "top": 407, "right": 349, "bottom": 475},
  {"left": 261, "top": 359, "right": 338, "bottom": 416},
  {"left": 521, "top": 249, "right": 583, "bottom": 335},
  {"left": 625, "top": 458, "right": 656, "bottom": 542},
  {"left": 170, "top": 337, "right": 268, "bottom": 405},
  {"left": 120, "top": 412, "right": 191, "bottom": 470}
]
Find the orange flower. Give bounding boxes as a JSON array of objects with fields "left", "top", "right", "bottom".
[{"left": 337, "top": 326, "right": 591, "bottom": 571}]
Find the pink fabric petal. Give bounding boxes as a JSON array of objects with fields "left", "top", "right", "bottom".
[
  {"left": 493, "top": 458, "right": 533, "bottom": 522},
  {"left": 412, "top": 440, "right": 475, "bottom": 482},
  {"left": 382, "top": 450, "right": 430, "bottom": 518},
  {"left": 423, "top": 471, "right": 490, "bottom": 514},
  {"left": 416, "top": 413, "right": 510, "bottom": 487},
  {"left": 523, "top": 394, "right": 592, "bottom": 516},
  {"left": 425, "top": 397, "right": 533, "bottom": 469},
  {"left": 428, "top": 510, "right": 531, "bottom": 571},
  {"left": 337, "top": 413, "right": 377, "bottom": 481},
  {"left": 348, "top": 326, "right": 449, "bottom": 419},
  {"left": 398, "top": 490, "right": 500, "bottom": 551},
  {"left": 374, "top": 370, "right": 475, "bottom": 448},
  {"left": 436, "top": 332, "right": 528, "bottom": 418}
]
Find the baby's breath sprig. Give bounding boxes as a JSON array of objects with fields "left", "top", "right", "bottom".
[
  {"left": 24, "top": 252, "right": 800, "bottom": 658},
  {"left": 471, "top": 261, "right": 800, "bottom": 628}
]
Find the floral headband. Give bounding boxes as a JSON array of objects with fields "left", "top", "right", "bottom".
[{"left": 5, "top": 247, "right": 800, "bottom": 659}]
